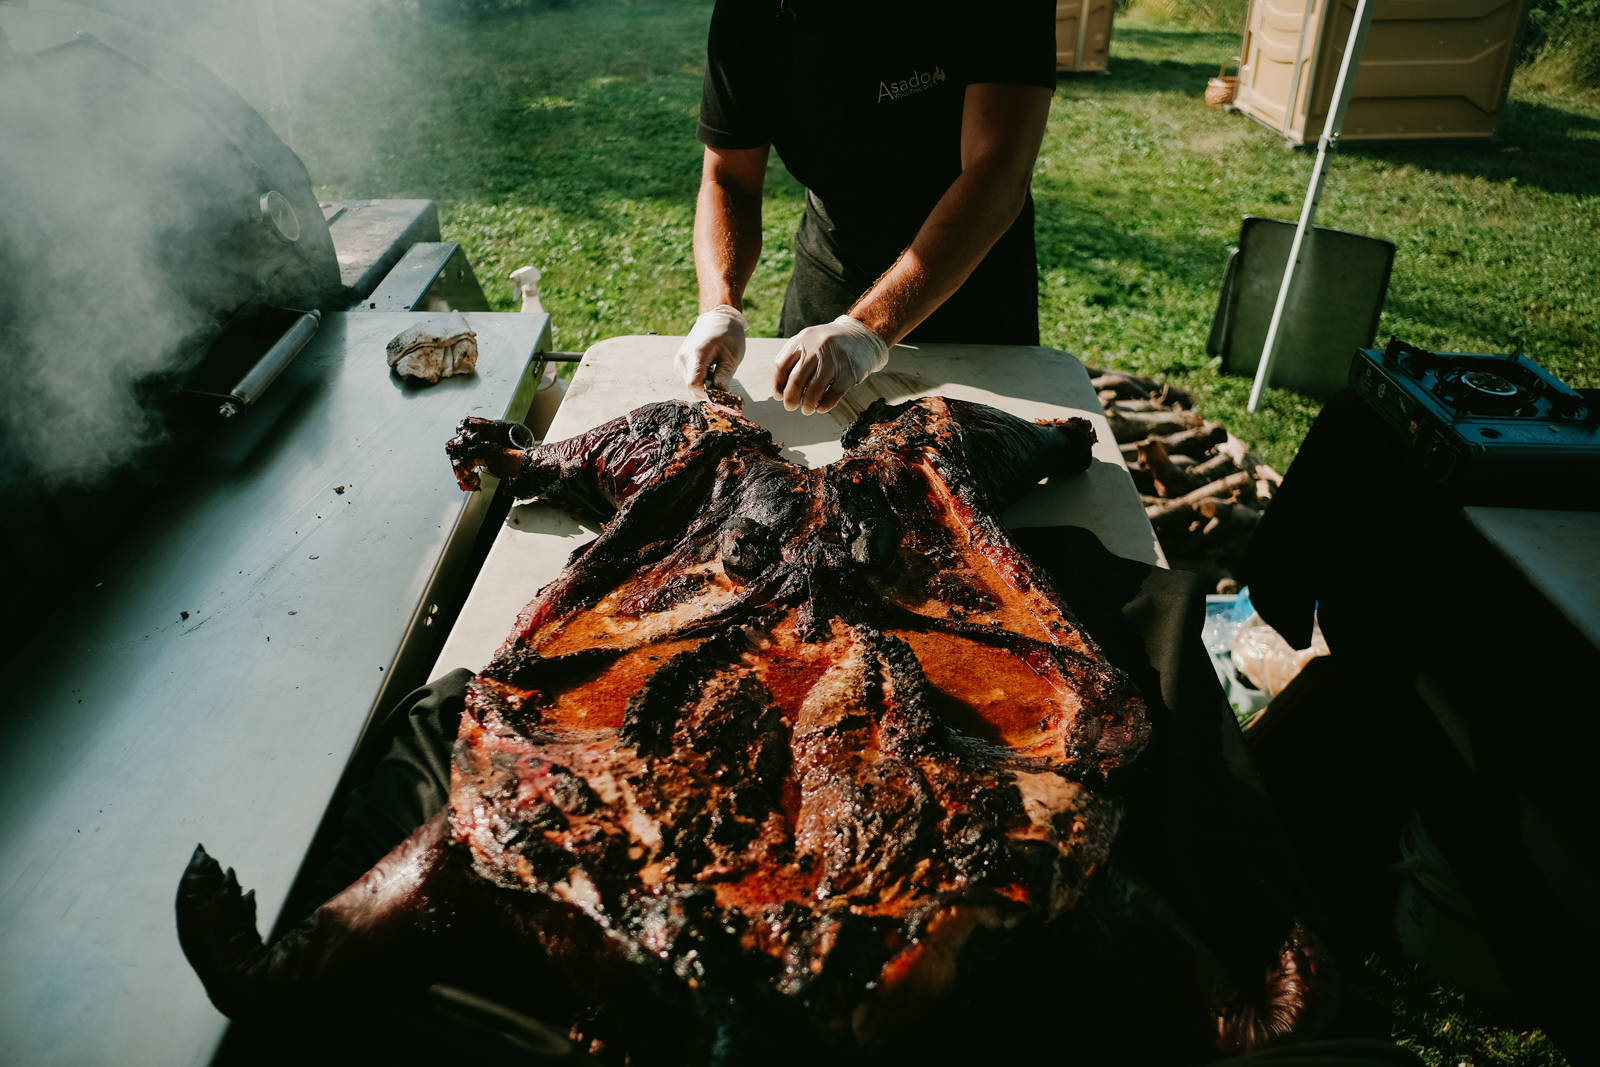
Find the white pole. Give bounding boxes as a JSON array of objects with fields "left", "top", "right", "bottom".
[{"left": 1246, "top": 0, "right": 1377, "bottom": 413}]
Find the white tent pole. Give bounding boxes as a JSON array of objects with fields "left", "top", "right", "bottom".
[{"left": 1246, "top": 0, "right": 1377, "bottom": 413}]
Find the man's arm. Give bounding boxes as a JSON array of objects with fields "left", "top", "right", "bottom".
[
  {"left": 675, "top": 145, "right": 768, "bottom": 392},
  {"left": 850, "top": 83, "right": 1052, "bottom": 344},
  {"left": 693, "top": 144, "right": 768, "bottom": 312},
  {"left": 773, "top": 83, "right": 1052, "bottom": 413}
]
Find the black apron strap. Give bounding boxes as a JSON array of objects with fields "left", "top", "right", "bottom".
[{"left": 780, "top": 190, "right": 1039, "bottom": 345}]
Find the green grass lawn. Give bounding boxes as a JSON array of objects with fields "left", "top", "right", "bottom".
[
  {"left": 296, "top": 0, "right": 1599, "bottom": 473},
  {"left": 1036, "top": 15, "right": 1600, "bottom": 468},
  {"left": 1342, "top": 950, "right": 1570, "bottom": 1067},
  {"left": 289, "top": 4, "right": 1586, "bottom": 1062}
]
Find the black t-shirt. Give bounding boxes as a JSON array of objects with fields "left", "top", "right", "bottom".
[
  {"left": 697, "top": 0, "right": 1055, "bottom": 342},
  {"left": 699, "top": 0, "right": 1053, "bottom": 229}
]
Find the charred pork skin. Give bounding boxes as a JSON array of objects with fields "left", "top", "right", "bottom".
[{"left": 178, "top": 395, "right": 1326, "bottom": 1060}]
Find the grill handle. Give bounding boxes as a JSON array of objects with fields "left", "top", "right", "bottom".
[{"left": 220, "top": 308, "right": 321, "bottom": 417}]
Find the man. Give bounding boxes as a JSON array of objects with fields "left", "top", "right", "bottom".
[{"left": 674, "top": 0, "right": 1056, "bottom": 415}]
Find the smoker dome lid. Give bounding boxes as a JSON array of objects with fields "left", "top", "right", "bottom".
[{"left": 0, "top": 0, "right": 340, "bottom": 311}]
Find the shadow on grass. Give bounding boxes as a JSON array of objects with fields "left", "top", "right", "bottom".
[
  {"left": 1341, "top": 98, "right": 1600, "bottom": 198},
  {"left": 1034, "top": 192, "right": 1232, "bottom": 295},
  {"left": 1063, "top": 55, "right": 1224, "bottom": 97},
  {"left": 1380, "top": 284, "right": 1600, "bottom": 366},
  {"left": 1114, "top": 24, "right": 1245, "bottom": 55}
]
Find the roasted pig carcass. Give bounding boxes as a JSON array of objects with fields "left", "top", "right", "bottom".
[{"left": 177, "top": 395, "right": 1325, "bottom": 1061}]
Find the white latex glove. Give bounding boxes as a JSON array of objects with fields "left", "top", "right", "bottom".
[
  {"left": 772, "top": 315, "right": 890, "bottom": 415},
  {"left": 674, "top": 304, "right": 747, "bottom": 393}
]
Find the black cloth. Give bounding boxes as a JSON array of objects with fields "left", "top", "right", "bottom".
[
  {"left": 1010, "top": 527, "right": 1310, "bottom": 979},
  {"left": 301, "top": 668, "right": 471, "bottom": 908},
  {"left": 696, "top": 0, "right": 1054, "bottom": 342},
  {"left": 780, "top": 189, "right": 1041, "bottom": 344},
  {"left": 1199, "top": 1040, "right": 1424, "bottom": 1067},
  {"left": 1240, "top": 390, "right": 1598, "bottom": 1061}
]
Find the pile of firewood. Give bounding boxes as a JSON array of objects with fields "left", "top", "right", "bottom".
[{"left": 1087, "top": 367, "right": 1284, "bottom": 592}]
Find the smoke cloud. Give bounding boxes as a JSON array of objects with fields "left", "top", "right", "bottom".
[
  {"left": 0, "top": 0, "right": 384, "bottom": 500},
  {"left": 1, "top": 42, "right": 209, "bottom": 494}
]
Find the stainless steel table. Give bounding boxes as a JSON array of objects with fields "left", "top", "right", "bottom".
[
  {"left": 1462, "top": 506, "right": 1600, "bottom": 651},
  {"left": 435, "top": 335, "right": 1162, "bottom": 675},
  {"left": 0, "top": 311, "right": 547, "bottom": 1066}
]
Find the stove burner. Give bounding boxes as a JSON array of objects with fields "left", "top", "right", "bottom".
[
  {"left": 1459, "top": 371, "right": 1518, "bottom": 398},
  {"left": 1349, "top": 339, "right": 1599, "bottom": 504},
  {"left": 1434, "top": 364, "right": 1541, "bottom": 416}
]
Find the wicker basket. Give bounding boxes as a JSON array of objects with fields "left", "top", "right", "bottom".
[{"left": 1205, "top": 59, "right": 1239, "bottom": 108}]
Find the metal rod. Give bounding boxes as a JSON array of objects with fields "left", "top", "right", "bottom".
[
  {"left": 1247, "top": 0, "right": 1375, "bottom": 414},
  {"left": 1074, "top": 0, "right": 1092, "bottom": 71},
  {"left": 488, "top": 420, "right": 536, "bottom": 450},
  {"left": 221, "top": 309, "right": 320, "bottom": 417}
]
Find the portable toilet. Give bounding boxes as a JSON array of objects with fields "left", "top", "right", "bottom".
[
  {"left": 1233, "top": 0, "right": 1532, "bottom": 143},
  {"left": 1057, "top": 0, "right": 1114, "bottom": 72}
]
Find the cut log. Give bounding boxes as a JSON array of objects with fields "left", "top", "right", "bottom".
[
  {"left": 1090, "top": 372, "right": 1152, "bottom": 400},
  {"left": 1152, "top": 383, "right": 1195, "bottom": 410},
  {"left": 1197, "top": 499, "right": 1262, "bottom": 536},
  {"left": 1145, "top": 471, "right": 1254, "bottom": 524},
  {"left": 1217, "top": 436, "right": 1276, "bottom": 481},
  {"left": 1088, "top": 371, "right": 1192, "bottom": 409},
  {"left": 1107, "top": 408, "right": 1202, "bottom": 444},
  {"left": 1138, "top": 440, "right": 1200, "bottom": 498},
  {"left": 1149, "top": 423, "right": 1228, "bottom": 454},
  {"left": 1188, "top": 453, "right": 1238, "bottom": 480},
  {"left": 1128, "top": 466, "right": 1157, "bottom": 496}
]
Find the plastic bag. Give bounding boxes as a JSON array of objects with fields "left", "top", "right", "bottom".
[
  {"left": 1203, "top": 591, "right": 1271, "bottom": 722},
  {"left": 1231, "top": 612, "right": 1328, "bottom": 696}
]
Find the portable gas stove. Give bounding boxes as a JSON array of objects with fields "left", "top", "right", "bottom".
[{"left": 1350, "top": 339, "right": 1600, "bottom": 506}]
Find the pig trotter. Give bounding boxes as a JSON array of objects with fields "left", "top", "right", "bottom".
[
  {"left": 176, "top": 844, "right": 267, "bottom": 1019},
  {"left": 1214, "top": 922, "right": 1339, "bottom": 1054}
]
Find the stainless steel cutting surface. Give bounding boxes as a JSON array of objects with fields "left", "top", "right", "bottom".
[
  {"left": 435, "top": 335, "right": 1162, "bottom": 676},
  {"left": 0, "top": 311, "right": 547, "bottom": 1067}
]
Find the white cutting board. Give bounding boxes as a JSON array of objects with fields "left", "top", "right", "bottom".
[{"left": 434, "top": 336, "right": 1163, "bottom": 675}]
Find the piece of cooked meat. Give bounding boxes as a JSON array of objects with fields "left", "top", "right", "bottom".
[
  {"left": 445, "top": 396, "right": 1140, "bottom": 1039},
  {"left": 178, "top": 395, "right": 1330, "bottom": 1063}
]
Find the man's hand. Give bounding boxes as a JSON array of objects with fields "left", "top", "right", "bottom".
[
  {"left": 675, "top": 304, "right": 747, "bottom": 392},
  {"left": 679, "top": 144, "right": 766, "bottom": 390},
  {"left": 772, "top": 315, "right": 889, "bottom": 415}
]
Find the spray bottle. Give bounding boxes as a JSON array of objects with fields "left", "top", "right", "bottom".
[{"left": 512, "top": 265, "right": 567, "bottom": 440}]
